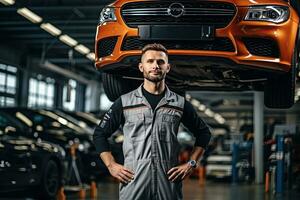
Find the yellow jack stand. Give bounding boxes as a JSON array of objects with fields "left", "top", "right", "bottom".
[
  {"left": 57, "top": 186, "right": 66, "bottom": 200},
  {"left": 79, "top": 187, "right": 86, "bottom": 199},
  {"left": 199, "top": 165, "right": 206, "bottom": 187},
  {"left": 90, "top": 181, "right": 98, "bottom": 199},
  {"left": 265, "top": 171, "right": 270, "bottom": 193}
]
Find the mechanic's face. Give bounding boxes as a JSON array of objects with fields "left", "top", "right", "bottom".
[{"left": 139, "top": 50, "right": 170, "bottom": 83}]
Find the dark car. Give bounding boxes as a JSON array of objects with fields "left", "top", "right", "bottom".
[
  {"left": 54, "top": 110, "right": 124, "bottom": 168},
  {"left": 0, "top": 107, "right": 106, "bottom": 182},
  {"left": 0, "top": 113, "right": 65, "bottom": 198},
  {"left": 57, "top": 110, "right": 101, "bottom": 132}
]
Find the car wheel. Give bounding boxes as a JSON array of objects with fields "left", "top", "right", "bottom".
[
  {"left": 39, "top": 160, "right": 60, "bottom": 199},
  {"left": 264, "top": 46, "right": 298, "bottom": 108},
  {"left": 102, "top": 72, "right": 140, "bottom": 101}
]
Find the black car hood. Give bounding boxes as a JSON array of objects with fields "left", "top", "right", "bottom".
[{"left": 0, "top": 135, "right": 63, "bottom": 154}]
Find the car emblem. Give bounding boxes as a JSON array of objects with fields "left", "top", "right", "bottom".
[{"left": 168, "top": 3, "right": 185, "bottom": 18}]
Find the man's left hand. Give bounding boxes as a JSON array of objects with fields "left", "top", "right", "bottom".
[{"left": 167, "top": 163, "right": 194, "bottom": 182}]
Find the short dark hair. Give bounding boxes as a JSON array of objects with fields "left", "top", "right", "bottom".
[{"left": 141, "top": 43, "right": 168, "bottom": 57}]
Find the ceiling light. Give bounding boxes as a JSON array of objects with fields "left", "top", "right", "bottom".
[
  {"left": 198, "top": 104, "right": 206, "bottom": 111},
  {"left": 191, "top": 99, "right": 200, "bottom": 107},
  {"left": 17, "top": 8, "right": 42, "bottom": 24},
  {"left": 213, "top": 114, "right": 226, "bottom": 124},
  {"left": 0, "top": 0, "right": 14, "bottom": 5},
  {"left": 86, "top": 52, "right": 95, "bottom": 61},
  {"left": 40, "top": 23, "right": 61, "bottom": 36},
  {"left": 204, "top": 108, "right": 214, "bottom": 117},
  {"left": 59, "top": 34, "right": 78, "bottom": 47},
  {"left": 75, "top": 44, "right": 90, "bottom": 55}
]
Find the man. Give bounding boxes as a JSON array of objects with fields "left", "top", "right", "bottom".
[{"left": 93, "top": 43, "right": 211, "bottom": 200}]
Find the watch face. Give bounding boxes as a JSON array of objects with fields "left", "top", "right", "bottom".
[{"left": 189, "top": 160, "right": 196, "bottom": 167}]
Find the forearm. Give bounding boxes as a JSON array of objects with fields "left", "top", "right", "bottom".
[
  {"left": 100, "top": 151, "right": 116, "bottom": 168},
  {"left": 190, "top": 146, "right": 205, "bottom": 162}
]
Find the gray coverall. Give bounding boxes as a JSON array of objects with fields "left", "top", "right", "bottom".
[{"left": 120, "top": 85, "right": 185, "bottom": 200}]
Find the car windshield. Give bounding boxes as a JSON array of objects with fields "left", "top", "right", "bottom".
[{"left": 0, "top": 111, "right": 26, "bottom": 139}]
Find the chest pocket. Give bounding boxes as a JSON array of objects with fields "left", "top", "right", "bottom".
[
  {"left": 125, "top": 112, "right": 145, "bottom": 142},
  {"left": 159, "top": 114, "right": 181, "bottom": 142}
]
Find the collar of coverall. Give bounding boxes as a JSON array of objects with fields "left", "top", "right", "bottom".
[{"left": 134, "top": 83, "right": 176, "bottom": 104}]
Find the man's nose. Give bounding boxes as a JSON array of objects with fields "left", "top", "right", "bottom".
[{"left": 153, "top": 61, "right": 159, "bottom": 68}]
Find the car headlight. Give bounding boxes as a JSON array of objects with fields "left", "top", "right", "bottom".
[
  {"left": 99, "top": 7, "right": 117, "bottom": 25},
  {"left": 244, "top": 6, "right": 289, "bottom": 23}
]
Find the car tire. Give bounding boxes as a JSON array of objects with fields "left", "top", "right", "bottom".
[
  {"left": 102, "top": 72, "right": 141, "bottom": 101},
  {"left": 264, "top": 47, "right": 298, "bottom": 108},
  {"left": 39, "top": 160, "right": 60, "bottom": 199}
]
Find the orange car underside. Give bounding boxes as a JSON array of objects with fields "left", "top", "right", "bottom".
[{"left": 95, "top": 0, "right": 299, "bottom": 74}]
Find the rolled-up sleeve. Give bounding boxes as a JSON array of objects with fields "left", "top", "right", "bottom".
[
  {"left": 93, "top": 97, "right": 124, "bottom": 154},
  {"left": 181, "top": 100, "right": 211, "bottom": 149}
]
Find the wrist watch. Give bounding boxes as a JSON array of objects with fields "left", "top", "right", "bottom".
[{"left": 188, "top": 160, "right": 197, "bottom": 168}]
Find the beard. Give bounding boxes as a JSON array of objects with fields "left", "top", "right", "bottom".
[{"left": 143, "top": 71, "right": 166, "bottom": 83}]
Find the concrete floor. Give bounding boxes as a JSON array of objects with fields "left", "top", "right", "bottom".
[
  {"left": 1, "top": 178, "right": 299, "bottom": 199},
  {"left": 66, "top": 178, "right": 300, "bottom": 200}
]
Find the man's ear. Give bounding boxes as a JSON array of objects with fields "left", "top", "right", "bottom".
[
  {"left": 166, "top": 63, "right": 171, "bottom": 73},
  {"left": 138, "top": 63, "right": 143, "bottom": 72}
]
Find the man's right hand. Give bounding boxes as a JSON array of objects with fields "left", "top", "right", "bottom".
[{"left": 107, "top": 162, "right": 135, "bottom": 184}]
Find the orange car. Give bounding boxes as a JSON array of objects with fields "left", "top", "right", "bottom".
[{"left": 95, "top": 0, "right": 300, "bottom": 108}]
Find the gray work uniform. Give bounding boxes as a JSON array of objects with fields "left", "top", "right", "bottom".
[{"left": 120, "top": 85, "right": 184, "bottom": 200}]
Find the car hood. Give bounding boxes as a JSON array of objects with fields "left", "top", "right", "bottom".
[
  {"left": 0, "top": 136, "right": 64, "bottom": 155},
  {"left": 44, "top": 128, "right": 92, "bottom": 142}
]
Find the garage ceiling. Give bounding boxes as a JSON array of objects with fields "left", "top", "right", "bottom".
[
  {"left": 1, "top": 0, "right": 300, "bottom": 130},
  {"left": 0, "top": 0, "right": 111, "bottom": 77}
]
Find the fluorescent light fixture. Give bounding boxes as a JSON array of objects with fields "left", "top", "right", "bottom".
[
  {"left": 17, "top": 8, "right": 43, "bottom": 24},
  {"left": 75, "top": 44, "right": 90, "bottom": 55},
  {"left": 214, "top": 113, "right": 225, "bottom": 124},
  {"left": 86, "top": 52, "right": 95, "bottom": 61},
  {"left": 40, "top": 23, "right": 62, "bottom": 36},
  {"left": 198, "top": 104, "right": 206, "bottom": 111},
  {"left": 59, "top": 34, "right": 78, "bottom": 47},
  {"left": 204, "top": 108, "right": 214, "bottom": 117},
  {"left": 191, "top": 99, "right": 200, "bottom": 107},
  {"left": 0, "top": 0, "right": 15, "bottom": 5}
]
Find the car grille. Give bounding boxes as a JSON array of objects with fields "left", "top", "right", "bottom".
[
  {"left": 121, "top": 37, "right": 235, "bottom": 52},
  {"left": 121, "top": 1, "right": 236, "bottom": 29},
  {"left": 97, "top": 37, "right": 118, "bottom": 58},
  {"left": 243, "top": 38, "right": 279, "bottom": 58}
]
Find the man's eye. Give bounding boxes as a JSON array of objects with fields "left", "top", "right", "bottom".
[{"left": 157, "top": 60, "right": 165, "bottom": 65}]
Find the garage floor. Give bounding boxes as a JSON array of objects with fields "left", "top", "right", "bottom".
[
  {"left": 65, "top": 178, "right": 300, "bottom": 200},
  {"left": 1, "top": 178, "right": 299, "bottom": 199}
]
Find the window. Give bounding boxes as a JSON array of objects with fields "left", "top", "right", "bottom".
[
  {"left": 63, "top": 79, "right": 76, "bottom": 111},
  {"left": 0, "top": 63, "right": 17, "bottom": 107},
  {"left": 28, "top": 76, "right": 55, "bottom": 108},
  {"left": 100, "top": 93, "right": 113, "bottom": 110}
]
